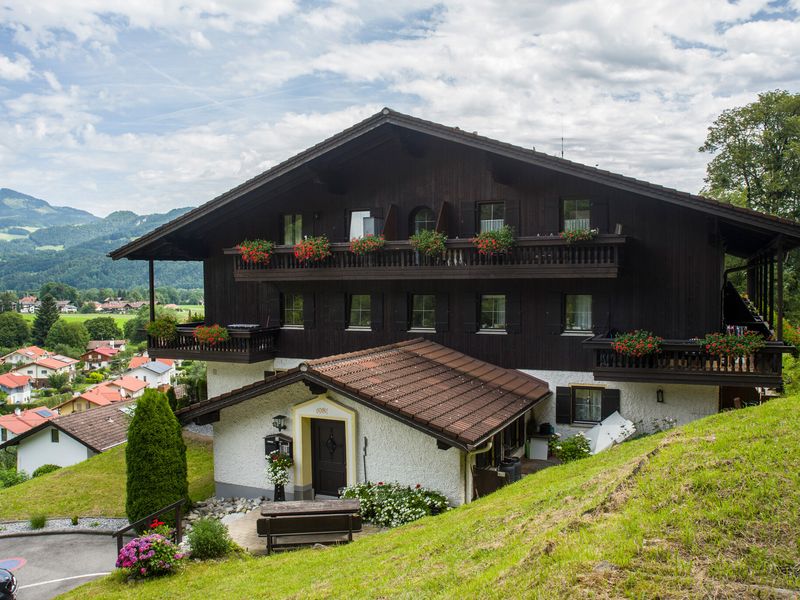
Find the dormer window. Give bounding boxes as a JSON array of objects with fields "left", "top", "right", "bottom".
[
  {"left": 411, "top": 207, "right": 436, "bottom": 234},
  {"left": 479, "top": 203, "right": 505, "bottom": 233}
]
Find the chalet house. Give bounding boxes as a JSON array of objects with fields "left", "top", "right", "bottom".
[
  {"left": 0, "top": 373, "right": 32, "bottom": 404},
  {"left": 14, "top": 355, "right": 78, "bottom": 387},
  {"left": 17, "top": 295, "right": 38, "bottom": 314},
  {"left": 0, "top": 402, "right": 132, "bottom": 474},
  {"left": 110, "top": 109, "right": 799, "bottom": 505},
  {"left": 87, "top": 339, "right": 127, "bottom": 351},
  {"left": 81, "top": 346, "right": 120, "bottom": 370},
  {"left": 1, "top": 345, "right": 49, "bottom": 367},
  {"left": 127, "top": 359, "right": 174, "bottom": 388},
  {"left": 56, "top": 382, "right": 125, "bottom": 415},
  {"left": 0, "top": 407, "right": 56, "bottom": 444},
  {"left": 56, "top": 300, "right": 78, "bottom": 313}
]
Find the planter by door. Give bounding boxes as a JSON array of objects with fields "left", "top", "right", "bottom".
[
  {"left": 274, "top": 484, "right": 286, "bottom": 502},
  {"left": 311, "top": 418, "right": 347, "bottom": 497}
]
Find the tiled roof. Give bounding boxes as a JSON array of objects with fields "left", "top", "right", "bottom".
[
  {"left": 129, "top": 356, "right": 173, "bottom": 369},
  {"left": 0, "top": 407, "right": 55, "bottom": 435},
  {"left": 33, "top": 356, "right": 77, "bottom": 370},
  {"left": 178, "top": 339, "right": 550, "bottom": 449},
  {"left": 85, "top": 346, "right": 119, "bottom": 358},
  {"left": 109, "top": 376, "right": 148, "bottom": 393},
  {"left": 0, "top": 373, "right": 30, "bottom": 389},
  {"left": 2, "top": 345, "right": 48, "bottom": 361},
  {"left": 134, "top": 361, "right": 172, "bottom": 375},
  {"left": 77, "top": 384, "right": 125, "bottom": 407},
  {"left": 87, "top": 340, "right": 126, "bottom": 350}
]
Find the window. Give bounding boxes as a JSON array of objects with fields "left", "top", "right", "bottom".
[
  {"left": 281, "top": 293, "right": 304, "bottom": 327},
  {"left": 349, "top": 210, "right": 371, "bottom": 240},
  {"left": 479, "top": 202, "right": 505, "bottom": 232},
  {"left": 1, "top": 428, "right": 6, "bottom": 442},
  {"left": 51, "top": 429, "right": 60, "bottom": 443},
  {"left": 572, "top": 387, "right": 602, "bottom": 423},
  {"left": 283, "top": 214, "right": 303, "bottom": 245},
  {"left": 480, "top": 294, "right": 506, "bottom": 331},
  {"left": 412, "top": 207, "right": 436, "bottom": 234},
  {"left": 563, "top": 199, "right": 591, "bottom": 231},
  {"left": 410, "top": 294, "right": 436, "bottom": 330},
  {"left": 348, "top": 294, "right": 371, "bottom": 329},
  {"left": 564, "top": 294, "right": 592, "bottom": 332}
]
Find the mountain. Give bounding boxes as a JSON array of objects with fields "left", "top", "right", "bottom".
[
  {"left": 0, "top": 188, "right": 99, "bottom": 228},
  {"left": 0, "top": 189, "right": 202, "bottom": 290}
]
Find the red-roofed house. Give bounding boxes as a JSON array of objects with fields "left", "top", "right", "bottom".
[
  {"left": 56, "top": 383, "right": 124, "bottom": 415},
  {"left": 1, "top": 345, "right": 49, "bottom": 367},
  {"left": 106, "top": 376, "right": 147, "bottom": 398},
  {"left": 14, "top": 355, "right": 78, "bottom": 387},
  {"left": 17, "top": 295, "right": 38, "bottom": 314},
  {"left": 87, "top": 340, "right": 127, "bottom": 351},
  {"left": 128, "top": 356, "right": 173, "bottom": 370},
  {"left": 0, "top": 373, "right": 32, "bottom": 404},
  {"left": 81, "top": 346, "right": 120, "bottom": 370},
  {"left": 0, "top": 407, "right": 56, "bottom": 444}
]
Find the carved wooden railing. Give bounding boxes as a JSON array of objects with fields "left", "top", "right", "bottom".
[
  {"left": 148, "top": 323, "right": 279, "bottom": 362},
  {"left": 225, "top": 235, "right": 626, "bottom": 280},
  {"left": 584, "top": 337, "right": 792, "bottom": 385}
]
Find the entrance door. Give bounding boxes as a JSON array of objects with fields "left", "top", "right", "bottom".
[{"left": 310, "top": 419, "right": 347, "bottom": 497}]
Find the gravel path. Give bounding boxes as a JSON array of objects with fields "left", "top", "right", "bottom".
[{"left": 0, "top": 516, "right": 129, "bottom": 535}]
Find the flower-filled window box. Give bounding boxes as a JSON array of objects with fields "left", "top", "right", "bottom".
[
  {"left": 238, "top": 239, "right": 275, "bottom": 265},
  {"left": 350, "top": 234, "right": 385, "bottom": 255},
  {"left": 700, "top": 331, "right": 765, "bottom": 357},
  {"left": 560, "top": 228, "right": 598, "bottom": 243},
  {"left": 472, "top": 225, "right": 514, "bottom": 256},
  {"left": 193, "top": 324, "right": 230, "bottom": 346},
  {"left": 409, "top": 229, "right": 446, "bottom": 258},
  {"left": 294, "top": 236, "right": 331, "bottom": 263},
  {"left": 611, "top": 330, "right": 663, "bottom": 357}
]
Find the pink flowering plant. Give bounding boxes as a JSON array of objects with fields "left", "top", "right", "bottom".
[
  {"left": 340, "top": 481, "right": 450, "bottom": 527},
  {"left": 560, "top": 228, "right": 598, "bottom": 243},
  {"left": 472, "top": 225, "right": 514, "bottom": 256},
  {"left": 350, "top": 234, "right": 385, "bottom": 255},
  {"left": 193, "top": 324, "right": 230, "bottom": 346},
  {"left": 116, "top": 533, "right": 185, "bottom": 579},
  {"left": 238, "top": 239, "right": 274, "bottom": 265},
  {"left": 293, "top": 236, "right": 331, "bottom": 263},
  {"left": 700, "top": 331, "right": 765, "bottom": 357},
  {"left": 612, "top": 330, "right": 663, "bottom": 357}
]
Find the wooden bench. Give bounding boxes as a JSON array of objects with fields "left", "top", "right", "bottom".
[{"left": 257, "top": 513, "right": 362, "bottom": 555}]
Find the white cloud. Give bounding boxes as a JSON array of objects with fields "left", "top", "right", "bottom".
[{"left": 0, "top": 53, "right": 32, "bottom": 80}]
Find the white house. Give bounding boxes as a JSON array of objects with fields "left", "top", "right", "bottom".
[
  {"left": 14, "top": 355, "right": 78, "bottom": 387},
  {"left": 177, "top": 340, "right": 549, "bottom": 506},
  {"left": 0, "top": 407, "right": 56, "bottom": 445},
  {"left": 1, "top": 345, "right": 49, "bottom": 367},
  {"left": 0, "top": 402, "right": 132, "bottom": 473},
  {"left": 127, "top": 359, "right": 174, "bottom": 388},
  {"left": 0, "top": 373, "right": 32, "bottom": 404},
  {"left": 105, "top": 376, "right": 147, "bottom": 399},
  {"left": 80, "top": 346, "right": 119, "bottom": 371}
]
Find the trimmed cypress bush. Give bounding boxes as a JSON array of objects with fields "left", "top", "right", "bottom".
[{"left": 126, "top": 389, "right": 188, "bottom": 528}]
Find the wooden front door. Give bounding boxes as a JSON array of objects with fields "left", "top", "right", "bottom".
[{"left": 310, "top": 419, "right": 347, "bottom": 497}]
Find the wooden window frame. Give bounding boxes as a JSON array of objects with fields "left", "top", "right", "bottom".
[
  {"left": 347, "top": 294, "right": 372, "bottom": 330},
  {"left": 410, "top": 206, "right": 436, "bottom": 235},
  {"left": 570, "top": 386, "right": 604, "bottom": 424},
  {"left": 563, "top": 294, "right": 593, "bottom": 334},
  {"left": 409, "top": 293, "right": 436, "bottom": 331},
  {"left": 280, "top": 292, "right": 304, "bottom": 328},
  {"left": 51, "top": 428, "right": 60, "bottom": 443},
  {"left": 348, "top": 209, "right": 372, "bottom": 240},
  {"left": 561, "top": 197, "right": 591, "bottom": 232},
  {"left": 478, "top": 202, "right": 506, "bottom": 233},
  {"left": 479, "top": 294, "right": 507, "bottom": 332},
  {"left": 282, "top": 213, "right": 303, "bottom": 246}
]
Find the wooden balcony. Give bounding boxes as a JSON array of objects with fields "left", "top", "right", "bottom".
[
  {"left": 584, "top": 337, "right": 793, "bottom": 387},
  {"left": 148, "top": 323, "right": 280, "bottom": 364},
  {"left": 225, "top": 235, "right": 625, "bottom": 281}
]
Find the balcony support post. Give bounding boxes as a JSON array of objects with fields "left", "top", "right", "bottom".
[
  {"left": 777, "top": 240, "right": 784, "bottom": 342},
  {"left": 149, "top": 259, "right": 156, "bottom": 323}
]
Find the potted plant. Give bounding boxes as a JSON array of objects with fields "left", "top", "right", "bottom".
[
  {"left": 294, "top": 235, "right": 331, "bottom": 263},
  {"left": 560, "top": 228, "right": 598, "bottom": 243},
  {"left": 238, "top": 239, "right": 274, "bottom": 265},
  {"left": 472, "top": 225, "right": 514, "bottom": 257},
  {"left": 700, "top": 331, "right": 765, "bottom": 357},
  {"left": 145, "top": 316, "right": 178, "bottom": 343},
  {"left": 193, "top": 324, "right": 229, "bottom": 346},
  {"left": 350, "top": 234, "right": 385, "bottom": 255},
  {"left": 611, "top": 330, "right": 663, "bottom": 357},
  {"left": 410, "top": 229, "right": 447, "bottom": 259},
  {"left": 265, "top": 450, "right": 294, "bottom": 502}
]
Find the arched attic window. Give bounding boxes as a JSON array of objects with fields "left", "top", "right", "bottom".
[{"left": 411, "top": 207, "right": 436, "bottom": 235}]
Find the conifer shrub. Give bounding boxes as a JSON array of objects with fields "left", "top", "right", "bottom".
[{"left": 126, "top": 389, "right": 188, "bottom": 528}]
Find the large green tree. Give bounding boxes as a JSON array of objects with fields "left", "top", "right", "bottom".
[
  {"left": 0, "top": 292, "right": 17, "bottom": 313},
  {"left": 45, "top": 320, "right": 90, "bottom": 351},
  {"left": 31, "top": 294, "right": 60, "bottom": 345},
  {"left": 126, "top": 389, "right": 188, "bottom": 526},
  {"left": 84, "top": 316, "right": 123, "bottom": 340},
  {"left": 0, "top": 312, "right": 29, "bottom": 347},
  {"left": 700, "top": 90, "right": 800, "bottom": 219},
  {"left": 39, "top": 282, "right": 79, "bottom": 304}
]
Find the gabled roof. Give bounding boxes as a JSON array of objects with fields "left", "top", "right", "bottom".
[
  {"left": 129, "top": 356, "right": 173, "bottom": 370},
  {"left": 69, "top": 383, "right": 126, "bottom": 408},
  {"left": 108, "top": 376, "right": 148, "bottom": 393},
  {"left": 131, "top": 360, "right": 172, "bottom": 375},
  {"left": 110, "top": 107, "right": 800, "bottom": 261},
  {"left": 30, "top": 356, "right": 77, "bottom": 370},
  {"left": 87, "top": 340, "right": 126, "bottom": 350},
  {"left": 177, "top": 339, "right": 550, "bottom": 450},
  {"left": 0, "top": 401, "right": 133, "bottom": 452},
  {"left": 2, "top": 345, "right": 48, "bottom": 361},
  {"left": 83, "top": 346, "right": 119, "bottom": 358},
  {"left": 0, "top": 373, "right": 30, "bottom": 389},
  {"left": 0, "top": 407, "right": 55, "bottom": 435}
]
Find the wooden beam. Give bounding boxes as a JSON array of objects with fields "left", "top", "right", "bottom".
[
  {"left": 777, "top": 240, "right": 784, "bottom": 341},
  {"left": 194, "top": 410, "right": 220, "bottom": 426}
]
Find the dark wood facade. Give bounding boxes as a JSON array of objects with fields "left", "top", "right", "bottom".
[{"left": 118, "top": 111, "right": 799, "bottom": 382}]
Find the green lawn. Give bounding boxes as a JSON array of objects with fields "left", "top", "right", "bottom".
[
  {"left": 64, "top": 397, "right": 800, "bottom": 599},
  {"left": 0, "top": 435, "right": 213, "bottom": 520},
  {"left": 20, "top": 312, "right": 135, "bottom": 329}
]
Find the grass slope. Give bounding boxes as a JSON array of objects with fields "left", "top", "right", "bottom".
[
  {"left": 67, "top": 397, "right": 800, "bottom": 599},
  {"left": 0, "top": 435, "right": 213, "bottom": 520}
]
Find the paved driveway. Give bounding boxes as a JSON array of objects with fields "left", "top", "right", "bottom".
[{"left": 0, "top": 534, "right": 116, "bottom": 600}]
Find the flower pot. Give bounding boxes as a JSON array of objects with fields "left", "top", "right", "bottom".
[{"left": 274, "top": 484, "right": 286, "bottom": 502}]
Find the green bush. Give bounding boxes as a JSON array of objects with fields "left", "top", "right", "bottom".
[
  {"left": 187, "top": 517, "right": 232, "bottom": 560},
  {"left": 87, "top": 372, "right": 104, "bottom": 384},
  {"left": 549, "top": 433, "right": 591, "bottom": 463},
  {"left": 341, "top": 482, "right": 450, "bottom": 527},
  {"left": 145, "top": 316, "right": 178, "bottom": 341},
  {"left": 0, "top": 468, "right": 29, "bottom": 489},
  {"left": 30, "top": 514, "right": 46, "bottom": 529},
  {"left": 71, "top": 515, "right": 79, "bottom": 526},
  {"left": 32, "top": 464, "right": 62, "bottom": 478},
  {"left": 126, "top": 389, "right": 188, "bottom": 528}
]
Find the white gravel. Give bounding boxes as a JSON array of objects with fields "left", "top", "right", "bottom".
[{"left": 0, "top": 516, "right": 129, "bottom": 534}]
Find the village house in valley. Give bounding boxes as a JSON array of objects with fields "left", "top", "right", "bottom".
[
  {"left": 81, "top": 345, "right": 120, "bottom": 370},
  {"left": 126, "top": 357, "right": 175, "bottom": 388},
  {"left": 1, "top": 345, "right": 49, "bottom": 367},
  {"left": 110, "top": 109, "right": 800, "bottom": 505},
  {"left": 0, "top": 373, "right": 32, "bottom": 404},
  {"left": 0, "top": 407, "right": 55, "bottom": 444},
  {"left": 13, "top": 355, "right": 78, "bottom": 387}
]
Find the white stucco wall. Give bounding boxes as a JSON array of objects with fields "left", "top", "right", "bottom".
[
  {"left": 128, "top": 366, "right": 171, "bottom": 388},
  {"left": 206, "top": 360, "right": 276, "bottom": 398},
  {"left": 17, "top": 426, "right": 92, "bottom": 474},
  {"left": 519, "top": 369, "right": 719, "bottom": 438},
  {"left": 212, "top": 381, "right": 466, "bottom": 505},
  {"left": 4, "top": 386, "right": 31, "bottom": 404}
]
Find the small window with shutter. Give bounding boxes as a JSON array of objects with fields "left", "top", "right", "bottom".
[{"left": 556, "top": 386, "right": 621, "bottom": 425}]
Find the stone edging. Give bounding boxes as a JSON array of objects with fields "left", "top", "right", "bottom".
[{"left": 0, "top": 528, "right": 118, "bottom": 539}]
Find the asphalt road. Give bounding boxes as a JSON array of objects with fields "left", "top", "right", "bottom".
[{"left": 0, "top": 533, "right": 116, "bottom": 600}]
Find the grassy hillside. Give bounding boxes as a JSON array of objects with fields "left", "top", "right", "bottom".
[
  {"left": 66, "top": 397, "right": 800, "bottom": 599},
  {"left": 0, "top": 435, "right": 213, "bottom": 520}
]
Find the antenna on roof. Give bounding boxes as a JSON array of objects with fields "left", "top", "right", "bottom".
[{"left": 561, "top": 114, "right": 565, "bottom": 159}]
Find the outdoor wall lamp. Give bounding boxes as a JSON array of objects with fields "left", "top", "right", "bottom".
[
  {"left": 272, "top": 414, "right": 287, "bottom": 431},
  {"left": 656, "top": 389, "right": 665, "bottom": 403}
]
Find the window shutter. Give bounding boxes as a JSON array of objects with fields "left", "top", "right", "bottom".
[
  {"left": 371, "top": 293, "right": 384, "bottom": 331},
  {"left": 504, "top": 198, "right": 520, "bottom": 233},
  {"left": 555, "top": 387, "right": 572, "bottom": 424},
  {"left": 328, "top": 293, "right": 346, "bottom": 329},
  {"left": 303, "top": 293, "right": 315, "bottom": 329},
  {"left": 590, "top": 198, "right": 609, "bottom": 234},
  {"left": 601, "top": 388, "right": 621, "bottom": 419},
  {"left": 301, "top": 212, "right": 314, "bottom": 239},
  {"left": 505, "top": 291, "right": 521, "bottom": 334},
  {"left": 544, "top": 292, "right": 563, "bottom": 335},
  {"left": 544, "top": 198, "right": 560, "bottom": 235},
  {"left": 264, "top": 285, "right": 280, "bottom": 327},
  {"left": 459, "top": 201, "right": 477, "bottom": 238},
  {"left": 393, "top": 293, "right": 408, "bottom": 331},
  {"left": 592, "top": 293, "right": 610, "bottom": 336},
  {"left": 435, "top": 293, "right": 449, "bottom": 333},
  {"left": 463, "top": 292, "right": 477, "bottom": 333}
]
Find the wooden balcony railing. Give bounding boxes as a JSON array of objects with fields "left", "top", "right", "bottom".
[
  {"left": 148, "top": 323, "right": 280, "bottom": 364},
  {"left": 583, "top": 337, "right": 793, "bottom": 387},
  {"left": 225, "top": 235, "right": 625, "bottom": 281}
]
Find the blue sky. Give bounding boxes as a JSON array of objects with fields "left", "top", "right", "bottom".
[{"left": 1, "top": 0, "right": 799, "bottom": 216}]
